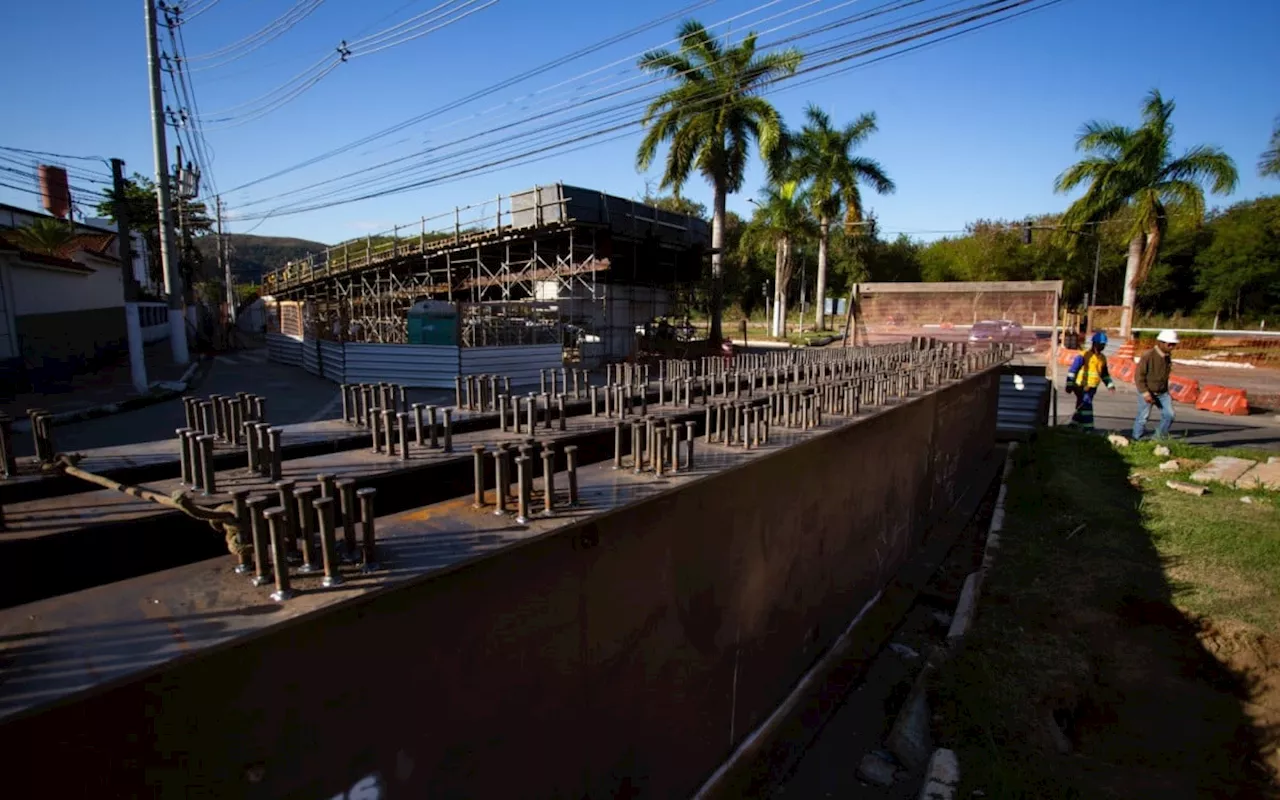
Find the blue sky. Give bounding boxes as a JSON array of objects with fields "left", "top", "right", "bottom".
[{"left": 2, "top": 0, "right": 1277, "bottom": 245}]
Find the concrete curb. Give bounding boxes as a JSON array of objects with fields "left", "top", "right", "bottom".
[
  {"left": 890, "top": 443, "right": 1019, "bottom": 796},
  {"left": 11, "top": 356, "right": 209, "bottom": 430}
]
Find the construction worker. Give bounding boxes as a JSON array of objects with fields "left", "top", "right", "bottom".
[
  {"left": 1065, "top": 331, "right": 1116, "bottom": 428},
  {"left": 1132, "top": 329, "right": 1179, "bottom": 441}
]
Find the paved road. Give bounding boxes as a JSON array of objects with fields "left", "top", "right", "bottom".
[
  {"left": 16, "top": 348, "right": 347, "bottom": 457},
  {"left": 1055, "top": 384, "right": 1280, "bottom": 451}
]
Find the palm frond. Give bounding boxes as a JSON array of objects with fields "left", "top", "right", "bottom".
[
  {"left": 1260, "top": 119, "right": 1280, "bottom": 178},
  {"left": 1162, "top": 145, "right": 1239, "bottom": 194}
]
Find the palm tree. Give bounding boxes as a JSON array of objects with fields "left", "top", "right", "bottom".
[
  {"left": 1260, "top": 118, "right": 1280, "bottom": 178},
  {"left": 636, "top": 20, "right": 801, "bottom": 343},
  {"left": 740, "top": 181, "right": 816, "bottom": 337},
  {"left": 790, "top": 105, "right": 894, "bottom": 330},
  {"left": 1056, "top": 90, "right": 1237, "bottom": 337},
  {"left": 8, "top": 218, "right": 77, "bottom": 256}
]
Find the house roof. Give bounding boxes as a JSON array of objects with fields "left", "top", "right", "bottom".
[
  {"left": 56, "top": 232, "right": 116, "bottom": 259},
  {"left": 0, "top": 232, "right": 95, "bottom": 274},
  {"left": 0, "top": 203, "right": 116, "bottom": 235}
]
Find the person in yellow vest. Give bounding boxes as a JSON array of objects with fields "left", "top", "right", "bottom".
[{"left": 1064, "top": 331, "right": 1116, "bottom": 428}]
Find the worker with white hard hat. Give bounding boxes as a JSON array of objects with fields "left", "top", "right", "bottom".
[{"left": 1132, "top": 329, "right": 1179, "bottom": 440}]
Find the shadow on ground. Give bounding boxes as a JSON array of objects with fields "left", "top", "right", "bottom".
[{"left": 932, "top": 429, "right": 1279, "bottom": 799}]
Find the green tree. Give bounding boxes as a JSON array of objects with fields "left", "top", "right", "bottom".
[
  {"left": 739, "top": 181, "right": 816, "bottom": 336},
  {"left": 1261, "top": 118, "right": 1280, "bottom": 179},
  {"left": 96, "top": 173, "right": 212, "bottom": 289},
  {"left": 1194, "top": 197, "right": 1280, "bottom": 322},
  {"left": 636, "top": 20, "right": 801, "bottom": 343},
  {"left": 1055, "top": 90, "right": 1238, "bottom": 336},
  {"left": 639, "top": 182, "right": 709, "bottom": 220},
  {"left": 7, "top": 217, "right": 77, "bottom": 255},
  {"left": 789, "top": 105, "right": 893, "bottom": 330}
]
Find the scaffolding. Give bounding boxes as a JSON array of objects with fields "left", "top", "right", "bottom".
[{"left": 266, "top": 184, "right": 708, "bottom": 358}]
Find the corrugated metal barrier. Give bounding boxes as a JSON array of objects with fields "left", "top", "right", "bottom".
[
  {"left": 320, "top": 340, "right": 345, "bottom": 383},
  {"left": 343, "top": 343, "right": 459, "bottom": 388},
  {"left": 266, "top": 332, "right": 303, "bottom": 366},
  {"left": 302, "top": 339, "right": 321, "bottom": 376},
  {"left": 460, "top": 344, "right": 563, "bottom": 387}
]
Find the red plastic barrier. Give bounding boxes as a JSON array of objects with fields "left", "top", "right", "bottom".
[
  {"left": 1195, "top": 384, "right": 1249, "bottom": 416},
  {"left": 1112, "top": 359, "right": 1136, "bottom": 384},
  {"left": 1058, "top": 349, "right": 1077, "bottom": 367},
  {"left": 1167, "top": 374, "right": 1200, "bottom": 404}
]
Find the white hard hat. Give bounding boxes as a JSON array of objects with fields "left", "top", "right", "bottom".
[{"left": 1157, "top": 329, "right": 1179, "bottom": 344}]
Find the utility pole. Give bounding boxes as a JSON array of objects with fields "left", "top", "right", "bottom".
[
  {"left": 218, "top": 197, "right": 236, "bottom": 323},
  {"left": 145, "top": 0, "right": 189, "bottom": 365},
  {"left": 112, "top": 158, "right": 148, "bottom": 393}
]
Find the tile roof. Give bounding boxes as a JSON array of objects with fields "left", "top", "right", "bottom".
[{"left": 0, "top": 233, "right": 94, "bottom": 273}]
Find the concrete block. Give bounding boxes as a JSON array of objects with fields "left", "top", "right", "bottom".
[
  {"left": 1236, "top": 460, "right": 1280, "bottom": 491},
  {"left": 857, "top": 752, "right": 898, "bottom": 787},
  {"left": 918, "top": 748, "right": 960, "bottom": 800},
  {"left": 1167, "top": 480, "right": 1207, "bottom": 496},
  {"left": 1158, "top": 459, "right": 1181, "bottom": 473},
  {"left": 887, "top": 662, "right": 936, "bottom": 771},
  {"left": 1190, "top": 456, "right": 1257, "bottom": 486},
  {"left": 1153, "top": 445, "right": 1171, "bottom": 457},
  {"left": 946, "top": 572, "right": 981, "bottom": 644},
  {"left": 1107, "top": 434, "right": 1130, "bottom": 448}
]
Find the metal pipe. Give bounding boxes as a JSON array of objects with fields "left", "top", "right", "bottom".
[
  {"left": 472, "top": 445, "right": 487, "bottom": 507},
  {"left": 398, "top": 385, "right": 407, "bottom": 415},
  {"left": 685, "top": 421, "right": 696, "bottom": 469},
  {"left": 337, "top": 478, "right": 357, "bottom": 559},
  {"left": 454, "top": 375, "right": 462, "bottom": 409},
  {"left": 254, "top": 395, "right": 266, "bottom": 424},
  {"left": 198, "top": 435, "right": 217, "bottom": 494},
  {"left": 357, "top": 487, "right": 378, "bottom": 572},
  {"left": 413, "top": 403, "right": 425, "bottom": 445},
  {"left": 558, "top": 395, "right": 567, "bottom": 431},
  {"left": 370, "top": 408, "right": 383, "bottom": 453},
  {"left": 542, "top": 447, "right": 555, "bottom": 514},
  {"left": 177, "top": 427, "right": 194, "bottom": 485},
  {"left": 427, "top": 406, "right": 439, "bottom": 448},
  {"left": 654, "top": 424, "right": 665, "bottom": 477},
  {"left": 255, "top": 423, "right": 271, "bottom": 476},
  {"left": 382, "top": 409, "right": 396, "bottom": 457},
  {"left": 230, "top": 399, "right": 244, "bottom": 446},
  {"left": 516, "top": 456, "right": 531, "bottom": 524},
  {"left": 492, "top": 449, "right": 509, "bottom": 514},
  {"left": 264, "top": 507, "right": 297, "bottom": 601},
  {"left": 247, "top": 495, "right": 271, "bottom": 586},
  {"left": 442, "top": 408, "right": 453, "bottom": 452},
  {"left": 275, "top": 480, "right": 298, "bottom": 562},
  {"left": 498, "top": 394, "right": 508, "bottom": 432},
  {"left": 591, "top": 385, "right": 598, "bottom": 417},
  {"left": 397, "top": 412, "right": 409, "bottom": 461},
  {"left": 294, "top": 486, "right": 318, "bottom": 574},
  {"left": 183, "top": 397, "right": 198, "bottom": 430},
  {"left": 565, "top": 445, "right": 579, "bottom": 505},
  {"left": 542, "top": 392, "right": 552, "bottom": 430},
  {"left": 269, "top": 427, "right": 283, "bottom": 481},
  {"left": 526, "top": 395, "right": 536, "bottom": 435},
  {"left": 314, "top": 496, "right": 343, "bottom": 587},
  {"left": 0, "top": 414, "right": 13, "bottom": 479},
  {"left": 704, "top": 406, "right": 712, "bottom": 444},
  {"left": 231, "top": 489, "right": 251, "bottom": 574}
]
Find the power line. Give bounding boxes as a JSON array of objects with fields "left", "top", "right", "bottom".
[
  {"left": 182, "top": 0, "right": 324, "bottom": 70},
  {"left": 229, "top": 0, "right": 1064, "bottom": 223},
  {"left": 228, "top": 0, "right": 959, "bottom": 214}
]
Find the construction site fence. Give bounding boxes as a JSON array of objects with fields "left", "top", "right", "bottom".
[
  {"left": 266, "top": 333, "right": 562, "bottom": 388},
  {"left": 1085, "top": 305, "right": 1280, "bottom": 367}
]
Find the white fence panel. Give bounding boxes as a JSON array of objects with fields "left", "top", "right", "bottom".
[
  {"left": 460, "top": 344, "right": 563, "bottom": 387},
  {"left": 344, "top": 343, "right": 459, "bottom": 388},
  {"left": 320, "top": 340, "right": 345, "bottom": 382},
  {"left": 267, "top": 332, "right": 304, "bottom": 366}
]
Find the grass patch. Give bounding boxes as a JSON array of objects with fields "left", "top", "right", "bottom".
[{"left": 931, "top": 429, "right": 1280, "bottom": 798}]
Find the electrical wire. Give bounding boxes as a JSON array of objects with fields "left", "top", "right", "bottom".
[
  {"left": 348, "top": 0, "right": 497, "bottom": 57},
  {"left": 228, "top": 0, "right": 941, "bottom": 212},
  {"left": 229, "top": 0, "right": 1064, "bottom": 222},
  {"left": 184, "top": 0, "right": 324, "bottom": 71}
]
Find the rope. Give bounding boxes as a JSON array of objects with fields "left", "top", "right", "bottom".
[{"left": 53, "top": 454, "right": 246, "bottom": 556}]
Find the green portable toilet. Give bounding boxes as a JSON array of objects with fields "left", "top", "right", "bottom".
[{"left": 407, "top": 300, "right": 459, "bottom": 346}]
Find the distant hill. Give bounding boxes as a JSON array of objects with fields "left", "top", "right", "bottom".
[{"left": 194, "top": 233, "right": 327, "bottom": 284}]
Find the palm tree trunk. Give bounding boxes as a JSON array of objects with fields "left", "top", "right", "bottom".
[
  {"left": 815, "top": 216, "right": 829, "bottom": 331},
  {"left": 710, "top": 181, "right": 727, "bottom": 344},
  {"left": 772, "top": 240, "right": 785, "bottom": 337},
  {"left": 1119, "top": 232, "right": 1143, "bottom": 338}
]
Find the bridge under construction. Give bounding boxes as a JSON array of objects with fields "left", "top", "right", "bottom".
[{"left": 262, "top": 184, "right": 708, "bottom": 355}]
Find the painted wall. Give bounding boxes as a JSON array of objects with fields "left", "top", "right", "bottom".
[
  {"left": 7, "top": 258, "right": 123, "bottom": 316},
  {"left": 0, "top": 369, "right": 999, "bottom": 798}
]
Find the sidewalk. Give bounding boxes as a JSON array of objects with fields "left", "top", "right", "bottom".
[{"left": 1, "top": 343, "right": 201, "bottom": 423}]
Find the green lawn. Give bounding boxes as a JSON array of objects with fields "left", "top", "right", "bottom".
[{"left": 931, "top": 429, "right": 1280, "bottom": 798}]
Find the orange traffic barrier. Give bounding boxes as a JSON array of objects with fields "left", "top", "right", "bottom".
[
  {"left": 1112, "top": 359, "right": 1136, "bottom": 384},
  {"left": 1113, "top": 341, "right": 1137, "bottom": 362},
  {"left": 1195, "top": 385, "right": 1249, "bottom": 416},
  {"left": 1058, "top": 349, "right": 1077, "bottom": 367},
  {"left": 1167, "top": 374, "right": 1200, "bottom": 404}
]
